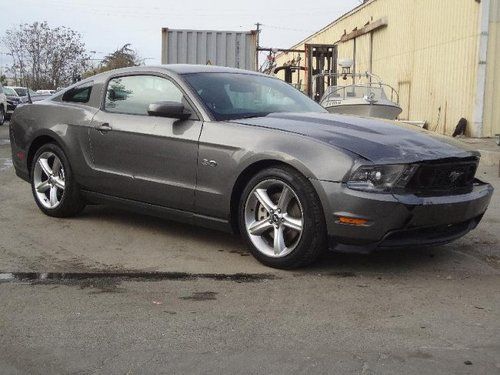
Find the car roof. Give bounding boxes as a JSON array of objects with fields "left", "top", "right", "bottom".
[
  {"left": 92, "top": 64, "right": 263, "bottom": 78},
  {"left": 162, "top": 64, "right": 262, "bottom": 75},
  {"left": 57, "top": 64, "right": 269, "bottom": 102}
]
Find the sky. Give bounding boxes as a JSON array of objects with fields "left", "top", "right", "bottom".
[{"left": 0, "top": 0, "right": 361, "bottom": 70}]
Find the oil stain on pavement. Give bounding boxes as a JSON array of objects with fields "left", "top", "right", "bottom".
[
  {"left": 0, "top": 271, "right": 278, "bottom": 285},
  {"left": 0, "top": 271, "right": 278, "bottom": 294},
  {"left": 180, "top": 291, "right": 218, "bottom": 301}
]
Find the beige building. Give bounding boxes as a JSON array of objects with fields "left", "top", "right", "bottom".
[{"left": 275, "top": 0, "right": 499, "bottom": 137}]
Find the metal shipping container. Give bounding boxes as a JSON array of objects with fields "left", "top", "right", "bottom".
[{"left": 161, "top": 28, "right": 258, "bottom": 71}]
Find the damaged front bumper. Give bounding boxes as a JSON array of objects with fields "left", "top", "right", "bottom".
[{"left": 312, "top": 179, "right": 494, "bottom": 254}]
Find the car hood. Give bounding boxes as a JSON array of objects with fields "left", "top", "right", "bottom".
[{"left": 231, "top": 112, "right": 477, "bottom": 163}]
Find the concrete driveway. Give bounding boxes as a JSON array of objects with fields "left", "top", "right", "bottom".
[{"left": 0, "top": 123, "right": 499, "bottom": 374}]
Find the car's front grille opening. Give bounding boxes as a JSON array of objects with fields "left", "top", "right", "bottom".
[
  {"left": 405, "top": 157, "right": 478, "bottom": 196},
  {"left": 380, "top": 215, "right": 483, "bottom": 248}
]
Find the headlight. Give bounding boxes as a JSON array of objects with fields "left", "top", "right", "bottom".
[{"left": 347, "top": 164, "right": 417, "bottom": 193}]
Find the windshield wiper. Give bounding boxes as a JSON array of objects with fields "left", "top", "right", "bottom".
[{"left": 237, "top": 113, "right": 271, "bottom": 119}]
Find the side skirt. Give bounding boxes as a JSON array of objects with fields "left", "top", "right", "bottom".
[{"left": 81, "top": 190, "right": 232, "bottom": 233}]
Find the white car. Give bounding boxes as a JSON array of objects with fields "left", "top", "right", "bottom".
[{"left": 0, "top": 83, "right": 7, "bottom": 125}]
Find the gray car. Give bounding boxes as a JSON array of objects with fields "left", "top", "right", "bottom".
[{"left": 9, "top": 65, "right": 494, "bottom": 268}]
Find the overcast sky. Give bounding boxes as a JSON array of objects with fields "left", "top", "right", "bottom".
[{"left": 0, "top": 0, "right": 360, "bottom": 69}]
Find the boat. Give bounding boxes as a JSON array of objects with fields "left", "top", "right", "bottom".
[{"left": 314, "top": 60, "right": 402, "bottom": 120}]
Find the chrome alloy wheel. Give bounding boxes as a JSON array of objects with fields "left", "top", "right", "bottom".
[
  {"left": 33, "top": 151, "right": 66, "bottom": 209},
  {"left": 244, "top": 179, "right": 304, "bottom": 258}
]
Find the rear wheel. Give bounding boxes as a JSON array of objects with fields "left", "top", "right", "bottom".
[
  {"left": 0, "top": 107, "right": 5, "bottom": 125},
  {"left": 239, "top": 166, "right": 327, "bottom": 269},
  {"left": 31, "top": 143, "right": 85, "bottom": 217}
]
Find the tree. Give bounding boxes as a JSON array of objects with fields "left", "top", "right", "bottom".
[
  {"left": 2, "top": 22, "right": 90, "bottom": 90},
  {"left": 102, "top": 44, "right": 141, "bottom": 70},
  {"left": 84, "top": 44, "right": 142, "bottom": 77}
]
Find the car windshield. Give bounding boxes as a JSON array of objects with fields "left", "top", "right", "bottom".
[
  {"left": 4, "top": 87, "right": 18, "bottom": 96},
  {"left": 183, "top": 72, "right": 326, "bottom": 121}
]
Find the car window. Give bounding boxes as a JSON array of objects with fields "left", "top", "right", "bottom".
[
  {"left": 105, "top": 75, "right": 184, "bottom": 115},
  {"left": 62, "top": 82, "right": 93, "bottom": 103},
  {"left": 4, "top": 87, "right": 17, "bottom": 96},
  {"left": 13, "top": 88, "right": 27, "bottom": 96}
]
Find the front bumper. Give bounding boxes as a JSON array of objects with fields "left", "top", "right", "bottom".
[{"left": 312, "top": 179, "right": 494, "bottom": 253}]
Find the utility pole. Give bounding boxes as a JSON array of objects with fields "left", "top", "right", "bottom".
[{"left": 255, "top": 22, "right": 261, "bottom": 71}]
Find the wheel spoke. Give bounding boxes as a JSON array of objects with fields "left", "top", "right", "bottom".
[
  {"left": 49, "top": 186, "right": 58, "bottom": 206},
  {"left": 277, "top": 185, "right": 294, "bottom": 211},
  {"left": 36, "top": 180, "right": 50, "bottom": 193},
  {"left": 254, "top": 188, "right": 277, "bottom": 214},
  {"left": 273, "top": 226, "right": 286, "bottom": 255},
  {"left": 282, "top": 214, "right": 303, "bottom": 232},
  {"left": 248, "top": 219, "right": 273, "bottom": 236},
  {"left": 53, "top": 177, "right": 65, "bottom": 190},
  {"left": 38, "top": 158, "right": 53, "bottom": 177}
]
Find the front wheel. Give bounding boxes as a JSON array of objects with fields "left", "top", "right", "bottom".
[
  {"left": 31, "top": 143, "right": 85, "bottom": 217},
  {"left": 239, "top": 166, "right": 327, "bottom": 269}
]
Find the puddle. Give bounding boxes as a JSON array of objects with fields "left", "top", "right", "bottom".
[{"left": 0, "top": 271, "right": 278, "bottom": 285}]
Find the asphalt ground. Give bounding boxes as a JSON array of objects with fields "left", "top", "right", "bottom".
[{"left": 0, "top": 122, "right": 499, "bottom": 374}]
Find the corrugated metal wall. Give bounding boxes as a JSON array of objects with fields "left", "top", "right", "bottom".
[
  {"left": 484, "top": 0, "right": 500, "bottom": 137},
  {"left": 161, "top": 29, "right": 257, "bottom": 71},
  {"left": 275, "top": 0, "right": 486, "bottom": 136}
]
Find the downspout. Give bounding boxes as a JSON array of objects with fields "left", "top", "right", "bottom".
[{"left": 472, "top": 0, "right": 491, "bottom": 137}]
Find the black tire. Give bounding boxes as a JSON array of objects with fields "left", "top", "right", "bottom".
[
  {"left": 238, "top": 166, "right": 327, "bottom": 269},
  {"left": 0, "top": 107, "right": 5, "bottom": 126},
  {"left": 30, "top": 143, "right": 85, "bottom": 217}
]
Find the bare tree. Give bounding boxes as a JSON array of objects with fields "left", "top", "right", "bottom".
[{"left": 2, "top": 22, "right": 90, "bottom": 90}]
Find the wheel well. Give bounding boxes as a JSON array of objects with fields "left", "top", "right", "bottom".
[
  {"left": 27, "top": 135, "right": 58, "bottom": 175},
  {"left": 229, "top": 160, "right": 304, "bottom": 234}
]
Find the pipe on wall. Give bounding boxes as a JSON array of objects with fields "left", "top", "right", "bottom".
[{"left": 472, "top": 0, "right": 491, "bottom": 137}]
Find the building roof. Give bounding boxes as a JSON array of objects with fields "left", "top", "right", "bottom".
[{"left": 278, "top": 0, "right": 377, "bottom": 53}]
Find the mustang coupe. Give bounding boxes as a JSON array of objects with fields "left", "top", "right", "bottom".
[{"left": 9, "top": 65, "right": 493, "bottom": 268}]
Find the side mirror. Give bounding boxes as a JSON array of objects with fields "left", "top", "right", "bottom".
[{"left": 148, "top": 101, "right": 190, "bottom": 120}]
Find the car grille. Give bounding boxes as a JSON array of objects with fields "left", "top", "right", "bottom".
[{"left": 405, "top": 158, "right": 478, "bottom": 196}]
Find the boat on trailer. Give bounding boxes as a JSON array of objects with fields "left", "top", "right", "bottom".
[{"left": 314, "top": 60, "right": 402, "bottom": 120}]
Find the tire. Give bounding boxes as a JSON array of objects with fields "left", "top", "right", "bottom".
[
  {"left": 239, "top": 166, "right": 327, "bottom": 269},
  {"left": 0, "top": 107, "right": 5, "bottom": 126},
  {"left": 30, "top": 143, "right": 85, "bottom": 217}
]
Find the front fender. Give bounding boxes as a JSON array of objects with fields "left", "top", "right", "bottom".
[{"left": 195, "top": 121, "right": 356, "bottom": 220}]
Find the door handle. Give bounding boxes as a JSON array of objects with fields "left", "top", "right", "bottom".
[{"left": 96, "top": 123, "right": 112, "bottom": 133}]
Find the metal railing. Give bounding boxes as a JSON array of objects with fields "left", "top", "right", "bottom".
[{"left": 312, "top": 71, "right": 400, "bottom": 104}]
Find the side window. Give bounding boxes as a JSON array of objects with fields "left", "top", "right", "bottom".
[
  {"left": 105, "top": 75, "right": 184, "bottom": 115},
  {"left": 62, "top": 82, "right": 93, "bottom": 103}
]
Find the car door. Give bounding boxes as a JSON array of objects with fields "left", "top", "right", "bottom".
[{"left": 89, "top": 74, "right": 202, "bottom": 212}]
